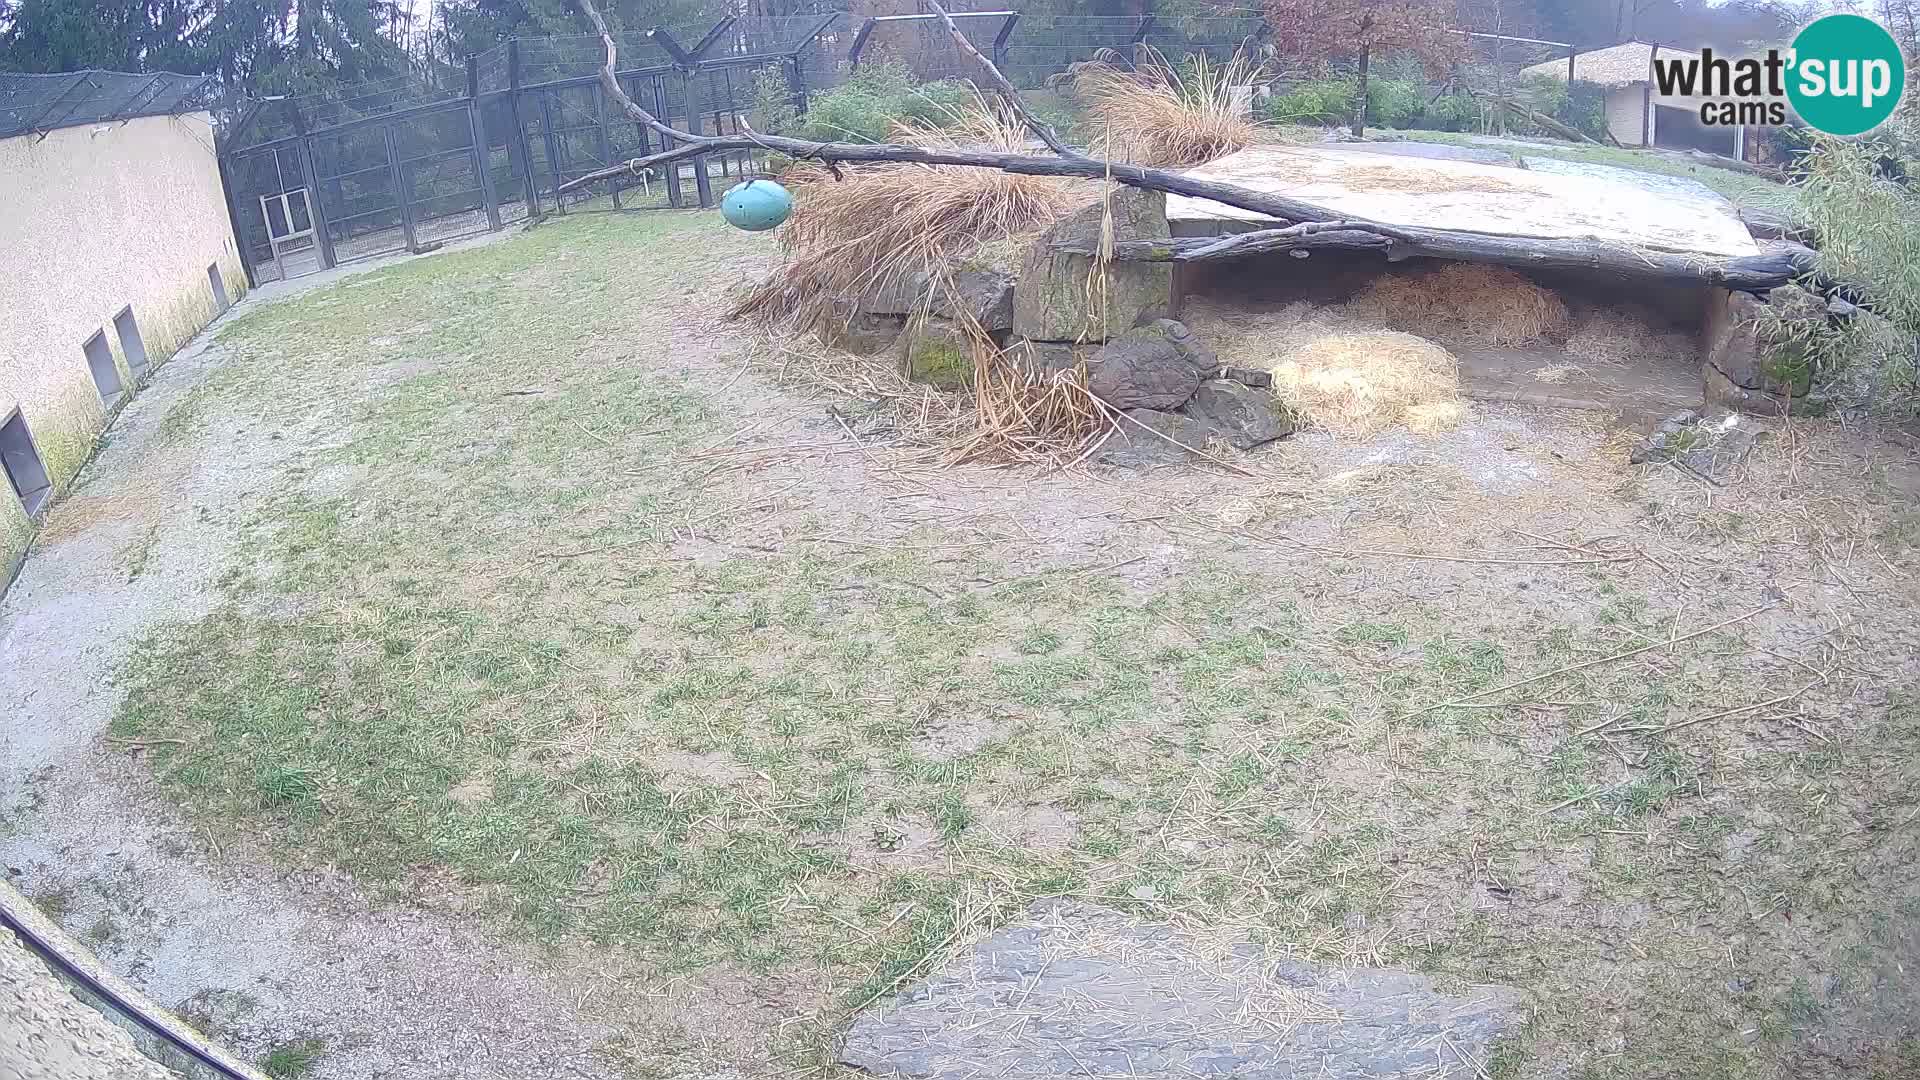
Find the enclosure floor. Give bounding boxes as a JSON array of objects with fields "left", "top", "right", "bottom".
[{"left": 1455, "top": 344, "right": 1702, "bottom": 418}]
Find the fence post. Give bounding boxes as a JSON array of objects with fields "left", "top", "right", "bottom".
[
  {"left": 507, "top": 40, "right": 542, "bottom": 219},
  {"left": 383, "top": 125, "right": 420, "bottom": 251},
  {"left": 682, "top": 68, "right": 714, "bottom": 208},
  {"left": 595, "top": 78, "right": 622, "bottom": 209},
  {"left": 536, "top": 91, "right": 567, "bottom": 214},
  {"left": 991, "top": 12, "right": 1020, "bottom": 73},
  {"left": 786, "top": 54, "right": 810, "bottom": 116},
  {"left": 467, "top": 57, "right": 503, "bottom": 231},
  {"left": 286, "top": 104, "right": 337, "bottom": 269},
  {"left": 1567, "top": 46, "right": 1576, "bottom": 84},
  {"left": 656, "top": 78, "right": 684, "bottom": 208}
]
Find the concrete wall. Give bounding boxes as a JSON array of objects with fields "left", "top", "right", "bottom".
[
  {"left": 1604, "top": 84, "right": 1653, "bottom": 146},
  {"left": 0, "top": 111, "right": 244, "bottom": 576}
]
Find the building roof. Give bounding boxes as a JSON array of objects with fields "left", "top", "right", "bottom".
[
  {"left": 1522, "top": 39, "right": 1786, "bottom": 90},
  {"left": 0, "top": 69, "right": 216, "bottom": 141},
  {"left": 1522, "top": 41, "right": 1660, "bottom": 87}
]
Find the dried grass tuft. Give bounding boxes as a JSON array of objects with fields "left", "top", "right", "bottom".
[
  {"left": 1267, "top": 331, "right": 1466, "bottom": 437},
  {"left": 728, "top": 90, "right": 1085, "bottom": 336},
  {"left": 1064, "top": 46, "right": 1264, "bottom": 167},
  {"left": 1344, "top": 263, "right": 1571, "bottom": 348}
]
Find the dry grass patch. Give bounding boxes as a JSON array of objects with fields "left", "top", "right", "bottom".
[
  {"left": 1064, "top": 47, "right": 1264, "bottom": 168},
  {"left": 729, "top": 93, "right": 1084, "bottom": 336},
  {"left": 1345, "top": 263, "right": 1571, "bottom": 348}
]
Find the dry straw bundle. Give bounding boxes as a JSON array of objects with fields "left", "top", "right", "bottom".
[
  {"left": 727, "top": 91, "right": 1085, "bottom": 335},
  {"left": 1269, "top": 331, "right": 1466, "bottom": 437},
  {"left": 1063, "top": 46, "right": 1265, "bottom": 167},
  {"left": 1190, "top": 300, "right": 1467, "bottom": 438},
  {"left": 1344, "top": 263, "right": 1571, "bottom": 348}
]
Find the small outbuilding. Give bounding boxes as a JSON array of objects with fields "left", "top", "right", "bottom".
[
  {"left": 1521, "top": 40, "right": 1773, "bottom": 160},
  {"left": 0, "top": 70, "right": 245, "bottom": 578}
]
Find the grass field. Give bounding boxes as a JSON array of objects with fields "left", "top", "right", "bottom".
[{"left": 102, "top": 209, "right": 1920, "bottom": 1077}]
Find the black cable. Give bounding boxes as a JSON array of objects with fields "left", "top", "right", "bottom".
[{"left": 0, "top": 904, "right": 259, "bottom": 1080}]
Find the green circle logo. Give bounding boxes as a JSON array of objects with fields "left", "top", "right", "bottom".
[{"left": 1786, "top": 14, "right": 1907, "bottom": 136}]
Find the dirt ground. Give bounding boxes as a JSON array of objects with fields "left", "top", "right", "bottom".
[{"left": 2, "top": 209, "right": 1918, "bottom": 1080}]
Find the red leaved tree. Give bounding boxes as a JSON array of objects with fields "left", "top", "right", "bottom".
[{"left": 1266, "top": 0, "right": 1467, "bottom": 137}]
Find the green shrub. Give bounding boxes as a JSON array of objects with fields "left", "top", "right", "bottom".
[
  {"left": 1418, "top": 90, "right": 1482, "bottom": 132},
  {"left": 1753, "top": 137, "right": 1920, "bottom": 408},
  {"left": 747, "top": 64, "right": 798, "bottom": 136},
  {"left": 1265, "top": 77, "right": 1421, "bottom": 129},
  {"left": 797, "top": 61, "right": 974, "bottom": 144},
  {"left": 1265, "top": 78, "right": 1357, "bottom": 125}
]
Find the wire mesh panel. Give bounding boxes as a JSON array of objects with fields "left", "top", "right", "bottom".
[
  {"left": 1138, "top": 12, "right": 1270, "bottom": 66},
  {"left": 308, "top": 123, "right": 406, "bottom": 263},
  {"left": 0, "top": 70, "right": 215, "bottom": 139},
  {"left": 393, "top": 102, "right": 495, "bottom": 246},
  {"left": 853, "top": 13, "right": 1013, "bottom": 84},
  {"left": 225, "top": 142, "right": 317, "bottom": 283},
  {"left": 998, "top": 15, "right": 1143, "bottom": 88}
]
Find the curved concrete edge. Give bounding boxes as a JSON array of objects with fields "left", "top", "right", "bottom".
[{"left": 0, "top": 880, "right": 270, "bottom": 1080}]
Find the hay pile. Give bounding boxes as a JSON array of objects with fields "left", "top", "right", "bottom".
[
  {"left": 1344, "top": 263, "right": 1571, "bottom": 348},
  {"left": 1189, "top": 300, "right": 1467, "bottom": 437},
  {"left": 1064, "top": 47, "right": 1263, "bottom": 167},
  {"left": 728, "top": 93, "right": 1086, "bottom": 334},
  {"left": 1565, "top": 304, "right": 1699, "bottom": 367}
]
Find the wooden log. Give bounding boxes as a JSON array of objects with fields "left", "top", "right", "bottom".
[{"left": 1055, "top": 226, "right": 1815, "bottom": 291}]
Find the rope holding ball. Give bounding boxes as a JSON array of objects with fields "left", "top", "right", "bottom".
[{"left": 720, "top": 179, "right": 793, "bottom": 232}]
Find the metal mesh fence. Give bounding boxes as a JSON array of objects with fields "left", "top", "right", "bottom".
[{"left": 0, "top": 70, "right": 216, "bottom": 139}]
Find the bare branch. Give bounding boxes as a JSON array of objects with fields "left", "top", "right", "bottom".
[{"left": 922, "top": 0, "right": 1080, "bottom": 158}]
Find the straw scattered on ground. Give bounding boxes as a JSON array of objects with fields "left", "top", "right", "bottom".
[
  {"left": 1564, "top": 304, "right": 1699, "bottom": 367},
  {"left": 1064, "top": 47, "right": 1263, "bottom": 168},
  {"left": 1344, "top": 263, "right": 1571, "bottom": 348}
]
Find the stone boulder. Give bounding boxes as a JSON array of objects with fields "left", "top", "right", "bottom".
[
  {"left": 1085, "top": 319, "right": 1215, "bottom": 410},
  {"left": 1703, "top": 288, "right": 1808, "bottom": 415},
  {"left": 897, "top": 316, "right": 975, "bottom": 389},
  {"left": 863, "top": 268, "right": 1016, "bottom": 333},
  {"left": 1180, "top": 378, "right": 1294, "bottom": 448},
  {"left": 1014, "top": 188, "right": 1174, "bottom": 342},
  {"left": 1098, "top": 408, "right": 1220, "bottom": 467},
  {"left": 1005, "top": 338, "right": 1089, "bottom": 378},
  {"left": 823, "top": 310, "right": 907, "bottom": 355}
]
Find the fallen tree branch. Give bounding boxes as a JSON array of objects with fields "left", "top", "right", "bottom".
[{"left": 1057, "top": 226, "right": 1816, "bottom": 289}]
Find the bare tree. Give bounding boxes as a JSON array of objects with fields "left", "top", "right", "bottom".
[{"left": 1266, "top": 0, "right": 1468, "bottom": 136}]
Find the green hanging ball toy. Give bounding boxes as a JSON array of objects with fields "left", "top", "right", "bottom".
[{"left": 721, "top": 179, "right": 793, "bottom": 232}]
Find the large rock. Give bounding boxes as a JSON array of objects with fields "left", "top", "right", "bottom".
[
  {"left": 823, "top": 310, "right": 907, "bottom": 355},
  {"left": 863, "top": 269, "right": 1015, "bottom": 333},
  {"left": 1014, "top": 188, "right": 1174, "bottom": 342},
  {"left": 1180, "top": 378, "right": 1294, "bottom": 448},
  {"left": 1005, "top": 338, "right": 1089, "bottom": 378},
  {"left": 897, "top": 316, "right": 974, "bottom": 389},
  {"left": 840, "top": 899, "right": 1524, "bottom": 1079},
  {"left": 1085, "top": 319, "right": 1215, "bottom": 410},
  {"left": 1702, "top": 287, "right": 1806, "bottom": 415},
  {"left": 1098, "top": 408, "right": 1219, "bottom": 467}
]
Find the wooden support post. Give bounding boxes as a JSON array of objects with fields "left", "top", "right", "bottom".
[
  {"left": 657, "top": 79, "right": 683, "bottom": 208},
  {"left": 537, "top": 90, "right": 566, "bottom": 213},
  {"left": 596, "top": 78, "right": 621, "bottom": 209},
  {"left": 507, "top": 40, "right": 542, "bottom": 219},
  {"left": 467, "top": 57, "right": 503, "bottom": 231},
  {"left": 683, "top": 68, "right": 713, "bottom": 208},
  {"left": 383, "top": 125, "right": 420, "bottom": 251}
]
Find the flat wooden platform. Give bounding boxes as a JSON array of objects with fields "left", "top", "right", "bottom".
[{"left": 1167, "top": 145, "right": 1760, "bottom": 259}]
